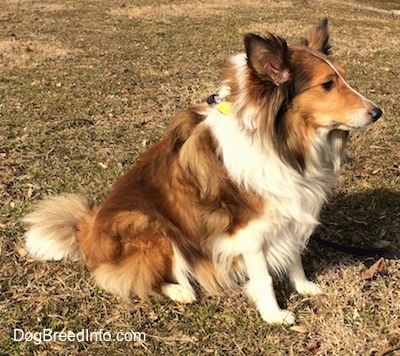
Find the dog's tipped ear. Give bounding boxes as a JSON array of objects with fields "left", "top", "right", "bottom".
[
  {"left": 302, "top": 18, "right": 332, "bottom": 55},
  {"left": 245, "top": 33, "right": 290, "bottom": 86}
]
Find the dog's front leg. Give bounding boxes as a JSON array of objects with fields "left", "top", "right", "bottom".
[
  {"left": 243, "top": 251, "right": 295, "bottom": 325},
  {"left": 288, "top": 252, "right": 322, "bottom": 295}
]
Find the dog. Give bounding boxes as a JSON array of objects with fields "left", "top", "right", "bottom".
[{"left": 23, "top": 19, "right": 381, "bottom": 325}]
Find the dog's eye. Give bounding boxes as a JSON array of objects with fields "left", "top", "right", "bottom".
[{"left": 322, "top": 80, "right": 334, "bottom": 90}]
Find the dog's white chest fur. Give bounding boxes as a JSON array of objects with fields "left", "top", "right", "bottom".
[{"left": 205, "top": 109, "right": 335, "bottom": 275}]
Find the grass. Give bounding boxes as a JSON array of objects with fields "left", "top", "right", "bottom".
[{"left": 1, "top": 0, "right": 399, "bottom": 354}]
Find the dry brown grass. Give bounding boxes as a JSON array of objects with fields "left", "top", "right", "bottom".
[
  {"left": 1, "top": 0, "right": 399, "bottom": 355},
  {"left": 0, "top": 39, "right": 71, "bottom": 68}
]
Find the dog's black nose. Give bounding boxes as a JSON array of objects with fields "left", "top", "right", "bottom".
[{"left": 369, "top": 107, "right": 382, "bottom": 122}]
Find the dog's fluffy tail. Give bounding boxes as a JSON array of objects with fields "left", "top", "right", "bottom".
[{"left": 22, "top": 193, "right": 92, "bottom": 261}]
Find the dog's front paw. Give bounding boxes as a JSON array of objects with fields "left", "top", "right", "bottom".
[
  {"left": 294, "top": 280, "right": 322, "bottom": 296},
  {"left": 261, "top": 309, "right": 295, "bottom": 325}
]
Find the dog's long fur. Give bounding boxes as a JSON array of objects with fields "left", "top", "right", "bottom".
[{"left": 23, "top": 19, "right": 381, "bottom": 324}]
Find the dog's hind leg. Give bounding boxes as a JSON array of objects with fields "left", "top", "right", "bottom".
[
  {"left": 161, "top": 244, "right": 197, "bottom": 303},
  {"left": 160, "top": 283, "right": 196, "bottom": 303},
  {"left": 90, "top": 232, "right": 177, "bottom": 300}
]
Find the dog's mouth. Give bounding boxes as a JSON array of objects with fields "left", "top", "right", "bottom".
[{"left": 330, "top": 106, "right": 382, "bottom": 131}]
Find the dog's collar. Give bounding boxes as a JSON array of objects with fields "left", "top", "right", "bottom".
[
  {"left": 206, "top": 93, "right": 232, "bottom": 115},
  {"left": 206, "top": 93, "right": 221, "bottom": 105}
]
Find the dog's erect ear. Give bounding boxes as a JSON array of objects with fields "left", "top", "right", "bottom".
[
  {"left": 245, "top": 33, "right": 290, "bottom": 86},
  {"left": 301, "top": 18, "right": 332, "bottom": 55}
]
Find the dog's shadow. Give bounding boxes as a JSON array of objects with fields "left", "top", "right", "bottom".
[
  {"left": 272, "top": 188, "right": 399, "bottom": 306},
  {"left": 303, "top": 187, "right": 400, "bottom": 276}
]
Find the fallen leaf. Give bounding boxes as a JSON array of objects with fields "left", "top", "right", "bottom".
[
  {"left": 378, "top": 345, "right": 400, "bottom": 356},
  {"left": 306, "top": 341, "right": 321, "bottom": 354},
  {"left": 355, "top": 169, "right": 367, "bottom": 177},
  {"left": 290, "top": 325, "right": 309, "bottom": 333},
  {"left": 361, "top": 257, "right": 385, "bottom": 280},
  {"left": 353, "top": 308, "right": 360, "bottom": 320},
  {"left": 372, "top": 239, "right": 390, "bottom": 249},
  {"left": 26, "top": 185, "right": 34, "bottom": 198},
  {"left": 16, "top": 246, "right": 28, "bottom": 258}
]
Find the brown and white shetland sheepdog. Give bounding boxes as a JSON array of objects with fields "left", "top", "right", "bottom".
[{"left": 23, "top": 19, "right": 381, "bottom": 325}]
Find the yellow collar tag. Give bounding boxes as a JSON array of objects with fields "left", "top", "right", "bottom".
[{"left": 217, "top": 101, "right": 232, "bottom": 115}]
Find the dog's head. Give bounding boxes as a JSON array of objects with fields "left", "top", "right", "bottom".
[
  {"left": 225, "top": 19, "right": 382, "bottom": 172},
  {"left": 244, "top": 18, "right": 381, "bottom": 130}
]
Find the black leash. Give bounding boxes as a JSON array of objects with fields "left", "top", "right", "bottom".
[{"left": 310, "top": 234, "right": 400, "bottom": 259}]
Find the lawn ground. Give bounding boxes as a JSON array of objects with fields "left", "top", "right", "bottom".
[{"left": 0, "top": 0, "right": 399, "bottom": 354}]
